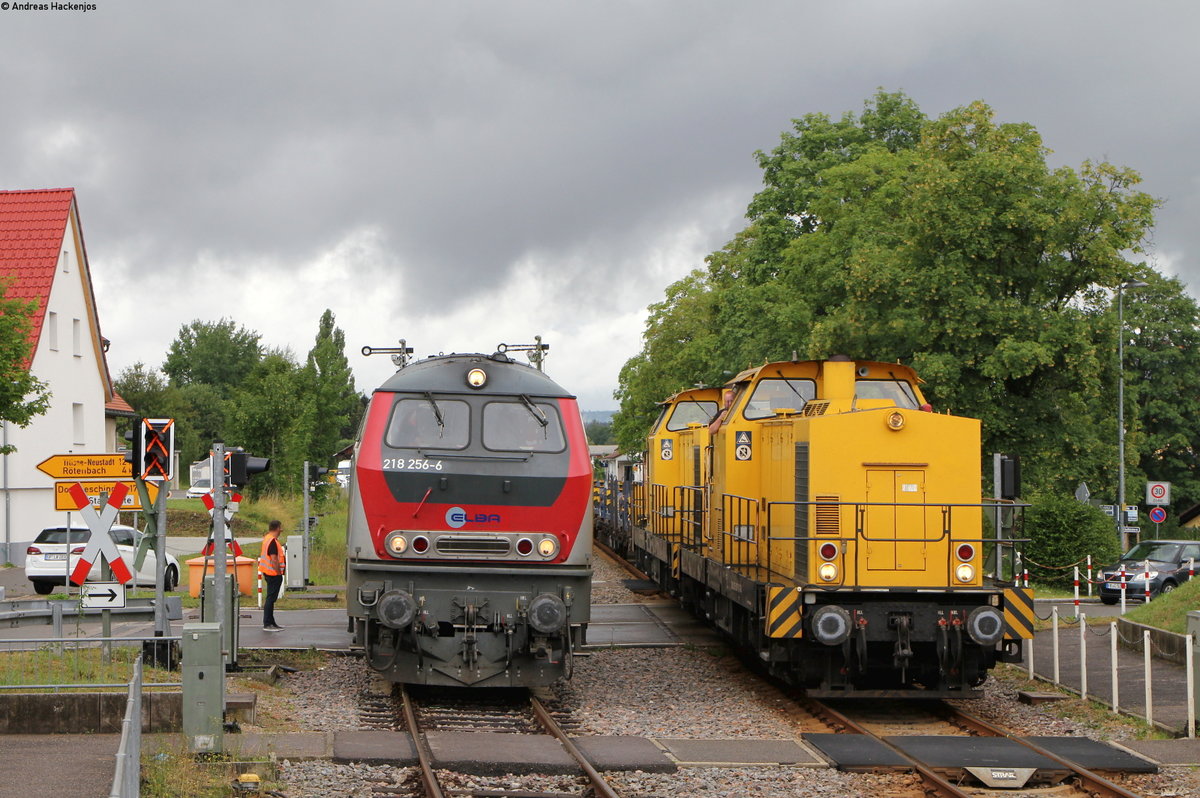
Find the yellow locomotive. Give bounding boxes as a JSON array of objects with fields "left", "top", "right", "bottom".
[{"left": 598, "top": 356, "right": 1033, "bottom": 697}]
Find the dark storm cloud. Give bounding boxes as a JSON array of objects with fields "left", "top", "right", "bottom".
[{"left": 2, "top": 0, "right": 1198, "bottom": 405}]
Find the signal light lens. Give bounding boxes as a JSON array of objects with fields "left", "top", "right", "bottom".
[
  {"left": 956, "top": 543, "right": 975, "bottom": 562},
  {"left": 411, "top": 536, "right": 429, "bottom": 553},
  {"left": 385, "top": 532, "right": 408, "bottom": 555},
  {"left": 516, "top": 538, "right": 534, "bottom": 556},
  {"left": 955, "top": 563, "right": 975, "bottom": 583},
  {"left": 819, "top": 542, "right": 838, "bottom": 560},
  {"left": 818, "top": 562, "right": 839, "bottom": 582},
  {"left": 466, "top": 368, "right": 488, "bottom": 388},
  {"left": 886, "top": 411, "right": 905, "bottom": 430},
  {"left": 538, "top": 537, "right": 558, "bottom": 557}
]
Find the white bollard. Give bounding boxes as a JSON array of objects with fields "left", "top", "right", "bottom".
[
  {"left": 1188, "top": 634, "right": 1196, "bottom": 740},
  {"left": 1120, "top": 569, "right": 1128, "bottom": 615},
  {"left": 1087, "top": 555, "right": 1094, "bottom": 597},
  {"left": 1145, "top": 629, "right": 1154, "bottom": 728},
  {"left": 1111, "top": 621, "right": 1120, "bottom": 714},
  {"left": 1027, "top": 634, "right": 1035, "bottom": 680},
  {"left": 1144, "top": 559, "right": 1152, "bottom": 603},
  {"left": 257, "top": 572, "right": 263, "bottom": 609},
  {"left": 1073, "top": 566, "right": 1081, "bottom": 616},
  {"left": 1080, "top": 611, "right": 1088, "bottom": 701},
  {"left": 1052, "top": 606, "right": 1060, "bottom": 685}
]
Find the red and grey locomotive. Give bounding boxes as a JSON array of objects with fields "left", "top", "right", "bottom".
[{"left": 346, "top": 342, "right": 592, "bottom": 686}]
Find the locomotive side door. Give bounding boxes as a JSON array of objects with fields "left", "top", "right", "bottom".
[{"left": 864, "top": 469, "right": 928, "bottom": 572}]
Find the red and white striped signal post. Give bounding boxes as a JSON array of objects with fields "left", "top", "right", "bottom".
[{"left": 66, "top": 482, "right": 133, "bottom": 585}]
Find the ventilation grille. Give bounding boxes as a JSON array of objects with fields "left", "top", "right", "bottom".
[
  {"left": 802, "top": 401, "right": 830, "bottom": 417},
  {"left": 815, "top": 495, "right": 840, "bottom": 535},
  {"left": 435, "top": 536, "right": 512, "bottom": 555}
]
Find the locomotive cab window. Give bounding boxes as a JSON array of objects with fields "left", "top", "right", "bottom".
[
  {"left": 386, "top": 397, "right": 470, "bottom": 449},
  {"left": 742, "top": 378, "right": 815, "bottom": 420},
  {"left": 483, "top": 401, "right": 566, "bottom": 452},
  {"left": 666, "top": 400, "right": 720, "bottom": 431},
  {"left": 855, "top": 379, "right": 919, "bottom": 409}
]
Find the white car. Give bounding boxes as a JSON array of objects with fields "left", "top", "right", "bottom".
[{"left": 25, "top": 525, "right": 180, "bottom": 595}]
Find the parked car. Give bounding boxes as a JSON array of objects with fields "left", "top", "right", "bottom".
[
  {"left": 1099, "top": 539, "right": 1200, "bottom": 604},
  {"left": 25, "top": 525, "right": 180, "bottom": 595},
  {"left": 186, "top": 478, "right": 211, "bottom": 499}
]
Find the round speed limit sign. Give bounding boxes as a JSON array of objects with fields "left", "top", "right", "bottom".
[{"left": 1147, "top": 481, "right": 1171, "bottom": 504}]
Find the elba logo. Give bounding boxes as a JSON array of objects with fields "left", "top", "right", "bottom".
[{"left": 445, "top": 506, "right": 502, "bottom": 528}]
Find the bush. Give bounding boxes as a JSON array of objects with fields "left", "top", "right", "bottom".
[{"left": 1022, "top": 489, "right": 1122, "bottom": 588}]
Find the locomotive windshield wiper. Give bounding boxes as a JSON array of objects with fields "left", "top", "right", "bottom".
[
  {"left": 774, "top": 370, "right": 807, "bottom": 402},
  {"left": 423, "top": 392, "right": 446, "bottom": 435},
  {"left": 519, "top": 394, "right": 549, "bottom": 428}
]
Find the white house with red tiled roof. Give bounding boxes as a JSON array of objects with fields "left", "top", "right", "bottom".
[{"left": 0, "top": 188, "right": 114, "bottom": 564}]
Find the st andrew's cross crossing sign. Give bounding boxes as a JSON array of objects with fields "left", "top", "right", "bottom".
[{"left": 66, "top": 482, "right": 133, "bottom": 585}]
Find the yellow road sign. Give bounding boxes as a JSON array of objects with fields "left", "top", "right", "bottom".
[
  {"left": 54, "top": 481, "right": 158, "bottom": 511},
  {"left": 37, "top": 453, "right": 130, "bottom": 480}
]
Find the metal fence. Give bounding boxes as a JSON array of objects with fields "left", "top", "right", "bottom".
[
  {"left": 1027, "top": 607, "right": 1196, "bottom": 737},
  {"left": 109, "top": 654, "right": 143, "bottom": 798}
]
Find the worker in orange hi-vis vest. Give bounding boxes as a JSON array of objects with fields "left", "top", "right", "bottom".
[{"left": 259, "top": 520, "right": 286, "bottom": 631}]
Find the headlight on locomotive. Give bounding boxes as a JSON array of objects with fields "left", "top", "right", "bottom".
[
  {"left": 377, "top": 589, "right": 417, "bottom": 629},
  {"left": 955, "top": 563, "right": 975, "bottom": 583},
  {"left": 384, "top": 531, "right": 408, "bottom": 555},
  {"left": 967, "top": 605, "right": 1004, "bottom": 645},
  {"left": 537, "top": 537, "right": 558, "bottom": 558},
  {"left": 527, "top": 593, "right": 567, "bottom": 634}
]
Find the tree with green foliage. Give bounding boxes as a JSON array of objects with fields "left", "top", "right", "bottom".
[
  {"left": 162, "top": 318, "right": 262, "bottom": 393},
  {"left": 1021, "top": 489, "right": 1121, "bottom": 588},
  {"left": 303, "top": 309, "right": 363, "bottom": 462},
  {"left": 224, "top": 348, "right": 315, "bottom": 496},
  {"left": 0, "top": 278, "right": 51, "bottom": 451},
  {"left": 614, "top": 91, "right": 1160, "bottom": 503}
]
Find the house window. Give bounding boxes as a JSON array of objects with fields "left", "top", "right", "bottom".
[
  {"left": 72, "top": 318, "right": 81, "bottom": 357},
  {"left": 72, "top": 403, "right": 85, "bottom": 445},
  {"left": 47, "top": 311, "right": 58, "bottom": 351},
  {"left": 62, "top": 250, "right": 69, "bottom": 273}
]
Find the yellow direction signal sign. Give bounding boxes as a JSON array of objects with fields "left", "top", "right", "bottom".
[
  {"left": 37, "top": 453, "right": 131, "bottom": 481},
  {"left": 54, "top": 481, "right": 158, "bottom": 512}
]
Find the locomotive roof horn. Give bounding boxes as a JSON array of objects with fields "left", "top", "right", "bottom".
[{"left": 362, "top": 339, "right": 414, "bottom": 369}]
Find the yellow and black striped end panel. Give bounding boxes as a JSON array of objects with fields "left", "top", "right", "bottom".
[
  {"left": 1003, "top": 587, "right": 1035, "bottom": 640},
  {"left": 766, "top": 586, "right": 804, "bottom": 638},
  {"left": 671, "top": 544, "right": 681, "bottom": 580}
]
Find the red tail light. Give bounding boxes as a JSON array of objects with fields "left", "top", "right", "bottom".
[
  {"left": 956, "top": 543, "right": 975, "bottom": 562},
  {"left": 71, "top": 546, "right": 86, "bottom": 555},
  {"left": 412, "top": 536, "right": 429, "bottom": 553},
  {"left": 26, "top": 546, "right": 41, "bottom": 555},
  {"left": 819, "top": 542, "right": 838, "bottom": 560}
]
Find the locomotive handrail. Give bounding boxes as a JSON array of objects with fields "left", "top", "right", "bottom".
[{"left": 758, "top": 498, "right": 1029, "bottom": 587}]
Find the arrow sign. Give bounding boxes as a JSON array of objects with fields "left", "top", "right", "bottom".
[
  {"left": 81, "top": 581, "right": 126, "bottom": 609},
  {"left": 66, "top": 482, "right": 133, "bottom": 585},
  {"left": 37, "top": 453, "right": 130, "bottom": 480}
]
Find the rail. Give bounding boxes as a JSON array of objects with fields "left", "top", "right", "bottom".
[{"left": 108, "top": 654, "right": 143, "bottom": 798}]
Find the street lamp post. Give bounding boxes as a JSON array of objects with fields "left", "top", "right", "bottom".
[{"left": 1117, "top": 279, "right": 1148, "bottom": 548}]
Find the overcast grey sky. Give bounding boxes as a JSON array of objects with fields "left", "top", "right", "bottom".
[{"left": 2, "top": 1, "right": 1196, "bottom": 410}]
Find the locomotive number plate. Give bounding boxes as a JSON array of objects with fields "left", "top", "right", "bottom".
[{"left": 382, "top": 458, "right": 444, "bottom": 471}]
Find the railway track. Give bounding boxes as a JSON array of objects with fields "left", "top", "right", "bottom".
[
  {"left": 801, "top": 697, "right": 1143, "bottom": 798},
  {"left": 357, "top": 684, "right": 620, "bottom": 798}
]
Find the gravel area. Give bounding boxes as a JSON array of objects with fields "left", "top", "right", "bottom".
[{"left": 239, "top": 547, "right": 1198, "bottom": 797}]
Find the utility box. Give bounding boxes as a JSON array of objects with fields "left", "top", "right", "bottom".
[
  {"left": 200, "top": 574, "right": 240, "bottom": 668},
  {"left": 286, "top": 534, "right": 307, "bottom": 589},
  {"left": 182, "top": 622, "right": 224, "bottom": 754}
]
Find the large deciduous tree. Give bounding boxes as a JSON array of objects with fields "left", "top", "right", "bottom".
[
  {"left": 162, "top": 318, "right": 262, "bottom": 393},
  {"left": 615, "top": 91, "right": 1161, "bottom": 498}
]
